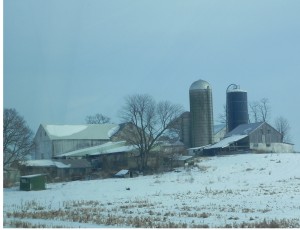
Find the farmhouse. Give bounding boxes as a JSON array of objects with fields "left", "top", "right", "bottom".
[
  {"left": 204, "top": 122, "right": 294, "bottom": 155},
  {"left": 33, "top": 124, "right": 122, "bottom": 159}
]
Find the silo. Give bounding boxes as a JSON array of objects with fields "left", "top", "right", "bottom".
[
  {"left": 189, "top": 79, "right": 214, "bottom": 148},
  {"left": 179, "top": 111, "right": 190, "bottom": 148},
  {"left": 226, "top": 84, "right": 249, "bottom": 133}
]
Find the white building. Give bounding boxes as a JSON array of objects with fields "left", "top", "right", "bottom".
[{"left": 33, "top": 124, "right": 120, "bottom": 159}]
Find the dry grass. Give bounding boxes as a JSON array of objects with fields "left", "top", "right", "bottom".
[{"left": 5, "top": 198, "right": 300, "bottom": 228}]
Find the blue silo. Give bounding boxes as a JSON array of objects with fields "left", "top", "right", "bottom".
[{"left": 226, "top": 84, "right": 249, "bottom": 133}]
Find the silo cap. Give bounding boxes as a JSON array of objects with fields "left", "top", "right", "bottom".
[{"left": 189, "top": 79, "right": 211, "bottom": 91}]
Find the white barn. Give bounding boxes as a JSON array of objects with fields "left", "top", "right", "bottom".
[{"left": 33, "top": 124, "right": 120, "bottom": 159}]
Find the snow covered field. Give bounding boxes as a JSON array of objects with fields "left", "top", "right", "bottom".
[{"left": 3, "top": 153, "right": 300, "bottom": 228}]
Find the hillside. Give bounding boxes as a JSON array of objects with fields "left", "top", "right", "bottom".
[{"left": 3, "top": 153, "right": 300, "bottom": 228}]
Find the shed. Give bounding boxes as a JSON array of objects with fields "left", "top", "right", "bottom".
[
  {"left": 20, "top": 174, "right": 46, "bottom": 191},
  {"left": 114, "top": 169, "right": 133, "bottom": 178},
  {"left": 173, "top": 155, "right": 194, "bottom": 167}
]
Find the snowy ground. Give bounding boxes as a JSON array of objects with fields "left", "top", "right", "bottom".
[{"left": 3, "top": 153, "right": 300, "bottom": 228}]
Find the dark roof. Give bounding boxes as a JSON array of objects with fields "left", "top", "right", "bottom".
[{"left": 225, "top": 122, "right": 264, "bottom": 137}]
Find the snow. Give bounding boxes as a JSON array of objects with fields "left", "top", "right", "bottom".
[
  {"left": 57, "top": 141, "right": 135, "bottom": 158},
  {"left": 115, "top": 170, "right": 129, "bottom": 176},
  {"left": 46, "top": 125, "right": 87, "bottom": 137},
  {"left": 4, "top": 153, "right": 300, "bottom": 228},
  {"left": 20, "top": 174, "right": 45, "bottom": 178},
  {"left": 107, "top": 125, "right": 120, "bottom": 138},
  {"left": 89, "top": 145, "right": 136, "bottom": 156},
  {"left": 206, "top": 135, "right": 248, "bottom": 149},
  {"left": 23, "top": 160, "right": 55, "bottom": 167},
  {"left": 23, "top": 160, "right": 70, "bottom": 168},
  {"left": 174, "top": 155, "right": 193, "bottom": 161}
]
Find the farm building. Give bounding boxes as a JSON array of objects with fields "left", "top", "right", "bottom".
[
  {"left": 204, "top": 122, "right": 294, "bottom": 155},
  {"left": 54, "top": 141, "right": 138, "bottom": 171},
  {"left": 172, "top": 155, "right": 194, "bottom": 167},
  {"left": 20, "top": 174, "right": 46, "bottom": 191},
  {"left": 213, "top": 124, "right": 226, "bottom": 143},
  {"left": 115, "top": 169, "right": 133, "bottom": 178},
  {"left": 20, "top": 159, "right": 92, "bottom": 182},
  {"left": 33, "top": 124, "right": 122, "bottom": 159}
]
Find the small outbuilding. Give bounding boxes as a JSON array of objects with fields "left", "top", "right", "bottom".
[
  {"left": 173, "top": 155, "right": 194, "bottom": 167},
  {"left": 20, "top": 174, "right": 46, "bottom": 191},
  {"left": 114, "top": 169, "right": 135, "bottom": 178}
]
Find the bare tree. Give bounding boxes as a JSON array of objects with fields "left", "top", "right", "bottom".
[
  {"left": 120, "top": 94, "right": 183, "bottom": 172},
  {"left": 3, "top": 108, "right": 34, "bottom": 168},
  {"left": 274, "top": 116, "right": 291, "bottom": 143},
  {"left": 258, "top": 98, "right": 271, "bottom": 122},
  {"left": 85, "top": 113, "right": 111, "bottom": 124},
  {"left": 249, "top": 101, "right": 260, "bottom": 123},
  {"left": 249, "top": 98, "right": 271, "bottom": 123}
]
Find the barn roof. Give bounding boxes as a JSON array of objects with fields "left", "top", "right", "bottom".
[
  {"left": 41, "top": 124, "right": 120, "bottom": 140},
  {"left": 225, "top": 122, "right": 264, "bottom": 137},
  {"left": 22, "top": 159, "right": 91, "bottom": 169},
  {"left": 55, "top": 141, "right": 137, "bottom": 158},
  {"left": 22, "top": 160, "right": 68, "bottom": 168},
  {"left": 205, "top": 135, "right": 248, "bottom": 149},
  {"left": 115, "top": 169, "right": 129, "bottom": 177}
]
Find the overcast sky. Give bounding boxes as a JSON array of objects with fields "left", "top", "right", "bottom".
[{"left": 4, "top": 0, "right": 300, "bottom": 150}]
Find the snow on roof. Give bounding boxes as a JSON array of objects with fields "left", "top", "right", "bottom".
[
  {"left": 46, "top": 125, "right": 87, "bottom": 137},
  {"left": 115, "top": 169, "right": 129, "bottom": 176},
  {"left": 23, "top": 160, "right": 70, "bottom": 168},
  {"left": 56, "top": 141, "right": 137, "bottom": 158},
  {"left": 174, "top": 156, "right": 193, "bottom": 161},
  {"left": 24, "top": 160, "right": 56, "bottom": 167},
  {"left": 205, "top": 135, "right": 248, "bottom": 149},
  {"left": 107, "top": 125, "right": 120, "bottom": 138},
  {"left": 89, "top": 145, "right": 136, "bottom": 156},
  {"left": 20, "top": 174, "right": 45, "bottom": 178},
  {"left": 42, "top": 124, "right": 120, "bottom": 140},
  {"left": 54, "top": 161, "right": 71, "bottom": 168}
]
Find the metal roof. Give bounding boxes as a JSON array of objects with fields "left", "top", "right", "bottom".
[
  {"left": 42, "top": 124, "right": 120, "bottom": 140},
  {"left": 56, "top": 141, "right": 137, "bottom": 158},
  {"left": 189, "top": 79, "right": 211, "bottom": 91},
  {"left": 205, "top": 135, "right": 248, "bottom": 149},
  {"left": 225, "top": 122, "right": 264, "bottom": 137}
]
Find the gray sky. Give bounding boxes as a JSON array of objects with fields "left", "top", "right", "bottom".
[{"left": 4, "top": 0, "right": 300, "bottom": 150}]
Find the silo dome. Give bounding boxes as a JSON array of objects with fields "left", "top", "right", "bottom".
[
  {"left": 189, "top": 79, "right": 211, "bottom": 91},
  {"left": 189, "top": 79, "right": 214, "bottom": 148}
]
